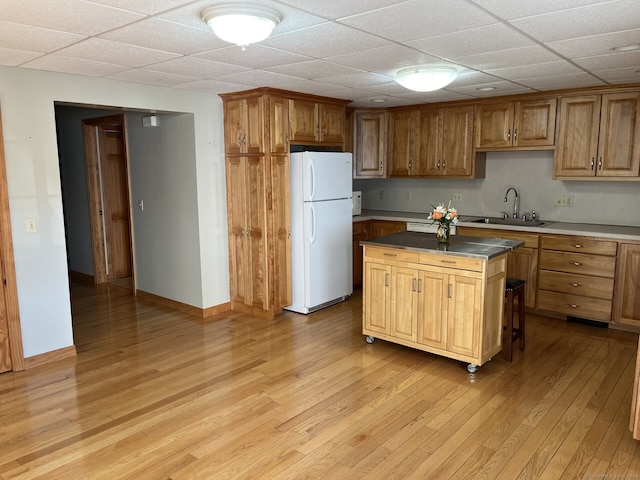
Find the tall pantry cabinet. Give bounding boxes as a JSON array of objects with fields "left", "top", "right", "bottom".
[{"left": 220, "top": 90, "right": 292, "bottom": 319}]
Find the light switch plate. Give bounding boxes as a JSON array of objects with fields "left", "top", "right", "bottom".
[{"left": 26, "top": 218, "right": 38, "bottom": 233}]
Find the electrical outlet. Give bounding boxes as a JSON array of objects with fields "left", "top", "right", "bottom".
[
  {"left": 379, "top": 189, "right": 385, "bottom": 200},
  {"left": 555, "top": 195, "right": 574, "bottom": 207},
  {"left": 450, "top": 192, "right": 463, "bottom": 202}
]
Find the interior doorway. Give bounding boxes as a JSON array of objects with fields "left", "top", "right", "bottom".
[{"left": 82, "top": 114, "right": 134, "bottom": 288}]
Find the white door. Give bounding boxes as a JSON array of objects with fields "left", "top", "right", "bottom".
[{"left": 304, "top": 198, "right": 353, "bottom": 309}]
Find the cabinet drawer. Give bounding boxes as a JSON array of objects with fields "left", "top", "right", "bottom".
[
  {"left": 539, "top": 270, "right": 614, "bottom": 300},
  {"left": 541, "top": 235, "right": 617, "bottom": 255},
  {"left": 539, "top": 251, "right": 616, "bottom": 277},
  {"left": 537, "top": 290, "right": 612, "bottom": 322},
  {"left": 364, "top": 247, "right": 420, "bottom": 264},
  {"left": 419, "top": 254, "right": 483, "bottom": 272}
]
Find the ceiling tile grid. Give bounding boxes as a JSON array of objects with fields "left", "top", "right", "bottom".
[{"left": 0, "top": 0, "right": 637, "bottom": 106}]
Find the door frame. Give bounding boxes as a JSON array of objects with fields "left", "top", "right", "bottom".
[
  {"left": 0, "top": 108, "right": 24, "bottom": 371},
  {"left": 82, "top": 114, "right": 136, "bottom": 290}
]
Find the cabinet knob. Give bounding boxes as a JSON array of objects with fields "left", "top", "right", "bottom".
[
  {"left": 573, "top": 244, "right": 585, "bottom": 248},
  {"left": 598, "top": 157, "right": 603, "bottom": 169},
  {"left": 571, "top": 262, "right": 582, "bottom": 267},
  {"left": 513, "top": 128, "right": 517, "bottom": 141},
  {"left": 507, "top": 129, "right": 511, "bottom": 140},
  {"left": 590, "top": 157, "right": 595, "bottom": 169},
  {"left": 569, "top": 282, "right": 582, "bottom": 287},
  {"left": 569, "top": 303, "right": 581, "bottom": 308}
]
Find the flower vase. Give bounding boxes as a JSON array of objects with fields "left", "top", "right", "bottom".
[{"left": 436, "top": 223, "right": 450, "bottom": 244}]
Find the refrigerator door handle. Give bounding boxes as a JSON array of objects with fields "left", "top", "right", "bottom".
[
  {"left": 308, "top": 159, "right": 316, "bottom": 200},
  {"left": 309, "top": 204, "right": 316, "bottom": 243}
]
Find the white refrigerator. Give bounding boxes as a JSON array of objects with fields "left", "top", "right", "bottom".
[{"left": 286, "top": 151, "right": 353, "bottom": 314}]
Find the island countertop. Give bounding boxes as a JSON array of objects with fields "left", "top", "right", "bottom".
[{"left": 361, "top": 231, "right": 524, "bottom": 260}]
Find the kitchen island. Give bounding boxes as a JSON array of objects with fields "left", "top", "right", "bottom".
[{"left": 361, "top": 232, "right": 523, "bottom": 373}]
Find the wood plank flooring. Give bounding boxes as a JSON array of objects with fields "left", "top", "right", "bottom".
[{"left": 0, "top": 282, "right": 639, "bottom": 479}]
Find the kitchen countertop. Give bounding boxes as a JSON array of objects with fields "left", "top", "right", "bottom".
[
  {"left": 354, "top": 210, "right": 640, "bottom": 241},
  {"left": 361, "top": 231, "right": 523, "bottom": 260}
]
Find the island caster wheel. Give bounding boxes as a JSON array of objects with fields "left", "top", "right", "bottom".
[
  {"left": 467, "top": 363, "right": 478, "bottom": 374},
  {"left": 365, "top": 335, "right": 375, "bottom": 344}
]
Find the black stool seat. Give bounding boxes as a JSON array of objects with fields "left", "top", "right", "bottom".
[{"left": 504, "top": 277, "right": 525, "bottom": 362}]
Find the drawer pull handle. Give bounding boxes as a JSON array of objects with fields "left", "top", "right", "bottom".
[
  {"left": 569, "top": 282, "right": 582, "bottom": 287},
  {"left": 384, "top": 253, "right": 397, "bottom": 257},
  {"left": 441, "top": 260, "right": 456, "bottom": 264},
  {"left": 573, "top": 244, "right": 585, "bottom": 248},
  {"left": 385, "top": 273, "right": 389, "bottom": 286},
  {"left": 569, "top": 304, "right": 580, "bottom": 308},
  {"left": 571, "top": 262, "right": 582, "bottom": 266}
]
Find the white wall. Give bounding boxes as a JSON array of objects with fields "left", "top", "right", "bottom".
[
  {"left": 355, "top": 150, "right": 640, "bottom": 227},
  {"left": 0, "top": 66, "right": 227, "bottom": 358}
]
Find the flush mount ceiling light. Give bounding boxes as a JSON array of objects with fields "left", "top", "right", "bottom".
[
  {"left": 201, "top": 4, "right": 281, "bottom": 49},
  {"left": 395, "top": 65, "right": 459, "bottom": 92}
]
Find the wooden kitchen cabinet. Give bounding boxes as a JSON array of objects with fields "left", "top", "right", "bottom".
[
  {"left": 456, "top": 227, "right": 539, "bottom": 308},
  {"left": 221, "top": 89, "right": 294, "bottom": 319},
  {"left": 223, "top": 97, "right": 265, "bottom": 155},
  {"left": 352, "top": 221, "right": 371, "bottom": 288},
  {"left": 353, "top": 111, "right": 387, "bottom": 178},
  {"left": 370, "top": 220, "right": 407, "bottom": 239},
  {"left": 388, "top": 106, "right": 479, "bottom": 178},
  {"left": 362, "top": 245, "right": 506, "bottom": 370},
  {"left": 538, "top": 234, "right": 617, "bottom": 322},
  {"left": 474, "top": 99, "right": 557, "bottom": 149},
  {"left": 613, "top": 243, "right": 640, "bottom": 328},
  {"left": 555, "top": 92, "right": 640, "bottom": 178},
  {"left": 289, "top": 98, "right": 346, "bottom": 145}
]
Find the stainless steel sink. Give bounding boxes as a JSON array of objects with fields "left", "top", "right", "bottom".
[{"left": 470, "top": 217, "right": 549, "bottom": 227}]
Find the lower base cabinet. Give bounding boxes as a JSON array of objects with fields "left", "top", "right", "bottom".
[{"left": 362, "top": 245, "right": 506, "bottom": 370}]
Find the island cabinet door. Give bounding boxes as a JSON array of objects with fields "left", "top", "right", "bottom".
[
  {"left": 416, "top": 270, "right": 448, "bottom": 349},
  {"left": 363, "top": 261, "right": 392, "bottom": 335},
  {"left": 390, "top": 266, "right": 419, "bottom": 342},
  {"left": 446, "top": 275, "right": 482, "bottom": 358}
]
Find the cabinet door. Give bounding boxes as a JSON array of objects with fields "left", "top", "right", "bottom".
[
  {"left": 417, "top": 270, "right": 447, "bottom": 349},
  {"left": 269, "top": 96, "right": 289, "bottom": 154},
  {"left": 271, "top": 154, "right": 291, "bottom": 309},
  {"left": 355, "top": 112, "right": 387, "bottom": 177},
  {"left": 363, "top": 261, "right": 391, "bottom": 335},
  {"left": 597, "top": 92, "right": 640, "bottom": 177},
  {"left": 320, "top": 103, "right": 345, "bottom": 144},
  {"left": 245, "top": 156, "right": 268, "bottom": 309},
  {"left": 352, "top": 221, "right": 371, "bottom": 288},
  {"left": 555, "top": 96, "right": 601, "bottom": 177},
  {"left": 225, "top": 156, "right": 248, "bottom": 303},
  {"left": 224, "top": 99, "right": 247, "bottom": 155},
  {"left": 289, "top": 99, "right": 318, "bottom": 143},
  {"left": 390, "top": 267, "right": 418, "bottom": 342},
  {"left": 416, "top": 109, "right": 442, "bottom": 176},
  {"left": 388, "top": 110, "right": 416, "bottom": 176},
  {"left": 446, "top": 275, "right": 482, "bottom": 357},
  {"left": 514, "top": 99, "right": 557, "bottom": 147},
  {"left": 370, "top": 220, "right": 407, "bottom": 239},
  {"left": 441, "top": 106, "right": 474, "bottom": 177},
  {"left": 613, "top": 243, "right": 640, "bottom": 327},
  {"left": 474, "top": 102, "right": 513, "bottom": 148},
  {"left": 223, "top": 98, "right": 264, "bottom": 154}
]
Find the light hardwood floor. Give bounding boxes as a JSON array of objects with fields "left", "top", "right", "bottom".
[{"left": 1, "top": 282, "right": 639, "bottom": 479}]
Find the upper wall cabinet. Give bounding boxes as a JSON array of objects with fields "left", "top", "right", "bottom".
[
  {"left": 555, "top": 92, "right": 640, "bottom": 179},
  {"left": 354, "top": 111, "right": 387, "bottom": 178},
  {"left": 268, "top": 96, "right": 289, "bottom": 154},
  {"left": 388, "top": 106, "right": 481, "bottom": 178},
  {"left": 223, "top": 97, "right": 265, "bottom": 155},
  {"left": 474, "top": 99, "right": 557, "bottom": 150},
  {"left": 289, "top": 99, "right": 346, "bottom": 145}
]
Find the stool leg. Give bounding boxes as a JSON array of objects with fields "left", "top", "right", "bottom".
[
  {"left": 518, "top": 288, "right": 525, "bottom": 351},
  {"left": 505, "top": 290, "right": 514, "bottom": 362}
]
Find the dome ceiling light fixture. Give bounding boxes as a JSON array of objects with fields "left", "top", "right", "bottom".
[
  {"left": 201, "top": 4, "right": 281, "bottom": 50},
  {"left": 395, "top": 65, "right": 459, "bottom": 92}
]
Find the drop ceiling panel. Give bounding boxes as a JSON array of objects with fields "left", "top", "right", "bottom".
[
  {"left": 106, "top": 68, "right": 201, "bottom": 86},
  {"left": 325, "top": 45, "right": 444, "bottom": 76},
  {"left": 195, "top": 45, "right": 312, "bottom": 69},
  {"left": 339, "top": 0, "right": 497, "bottom": 42},
  {"left": 274, "top": 0, "right": 409, "bottom": 20},
  {"left": 454, "top": 45, "right": 565, "bottom": 71},
  {"left": 468, "top": 0, "right": 611, "bottom": 20},
  {"left": 266, "top": 60, "right": 365, "bottom": 79},
  {"left": 56, "top": 38, "right": 181, "bottom": 67},
  {"left": 0, "top": 21, "right": 86, "bottom": 53},
  {"left": 23, "top": 55, "right": 129, "bottom": 77},
  {"left": 547, "top": 29, "right": 640, "bottom": 58},
  {"left": 146, "top": 56, "right": 250, "bottom": 78},
  {"left": 0, "top": 48, "right": 43, "bottom": 66},
  {"left": 83, "top": 0, "right": 199, "bottom": 16}
]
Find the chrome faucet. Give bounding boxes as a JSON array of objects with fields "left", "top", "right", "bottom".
[{"left": 504, "top": 187, "right": 519, "bottom": 219}]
